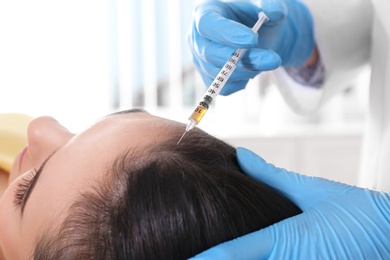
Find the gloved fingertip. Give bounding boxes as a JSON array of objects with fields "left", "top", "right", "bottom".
[
  {"left": 243, "top": 49, "right": 281, "bottom": 70},
  {"left": 197, "top": 9, "right": 258, "bottom": 48},
  {"left": 237, "top": 147, "right": 261, "bottom": 160},
  {"left": 254, "top": 51, "right": 282, "bottom": 70},
  {"left": 227, "top": 31, "right": 258, "bottom": 48},
  {"left": 236, "top": 147, "right": 267, "bottom": 174},
  {"left": 260, "top": 0, "right": 287, "bottom": 24}
]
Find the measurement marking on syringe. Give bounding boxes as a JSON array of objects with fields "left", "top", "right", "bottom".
[{"left": 177, "top": 12, "right": 270, "bottom": 145}]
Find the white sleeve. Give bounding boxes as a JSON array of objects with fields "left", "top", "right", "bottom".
[{"left": 271, "top": 0, "right": 373, "bottom": 115}]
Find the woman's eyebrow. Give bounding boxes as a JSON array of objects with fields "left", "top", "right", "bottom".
[{"left": 21, "top": 150, "right": 57, "bottom": 215}]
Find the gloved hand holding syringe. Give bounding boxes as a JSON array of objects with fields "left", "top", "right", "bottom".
[{"left": 178, "top": 12, "right": 269, "bottom": 144}]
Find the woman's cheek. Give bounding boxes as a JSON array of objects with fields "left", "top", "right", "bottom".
[{"left": 0, "top": 182, "right": 22, "bottom": 259}]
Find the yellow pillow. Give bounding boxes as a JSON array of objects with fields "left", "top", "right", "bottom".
[{"left": 0, "top": 113, "right": 32, "bottom": 174}]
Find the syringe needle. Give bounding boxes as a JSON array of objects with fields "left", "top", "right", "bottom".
[
  {"left": 177, "top": 130, "right": 187, "bottom": 145},
  {"left": 177, "top": 119, "right": 196, "bottom": 145}
]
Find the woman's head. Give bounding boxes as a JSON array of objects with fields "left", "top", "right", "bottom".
[{"left": 0, "top": 109, "right": 301, "bottom": 259}]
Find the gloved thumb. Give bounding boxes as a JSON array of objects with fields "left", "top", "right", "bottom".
[
  {"left": 260, "top": 0, "right": 287, "bottom": 25},
  {"left": 236, "top": 147, "right": 350, "bottom": 210},
  {"left": 189, "top": 225, "right": 276, "bottom": 260}
]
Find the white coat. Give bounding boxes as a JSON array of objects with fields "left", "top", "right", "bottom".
[{"left": 271, "top": 0, "right": 390, "bottom": 191}]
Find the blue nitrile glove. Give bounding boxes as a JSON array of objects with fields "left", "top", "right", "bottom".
[
  {"left": 190, "top": 147, "right": 390, "bottom": 259},
  {"left": 188, "top": 0, "right": 315, "bottom": 95}
]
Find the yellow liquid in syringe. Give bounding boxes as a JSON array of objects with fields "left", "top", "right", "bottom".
[
  {"left": 190, "top": 105, "right": 208, "bottom": 123},
  {"left": 177, "top": 104, "right": 208, "bottom": 145}
]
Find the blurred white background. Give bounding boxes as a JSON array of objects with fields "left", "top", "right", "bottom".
[{"left": 0, "top": 0, "right": 370, "bottom": 185}]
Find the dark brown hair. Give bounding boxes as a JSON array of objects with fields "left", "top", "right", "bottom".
[{"left": 33, "top": 127, "right": 301, "bottom": 259}]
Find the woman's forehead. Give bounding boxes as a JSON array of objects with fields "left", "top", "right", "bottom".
[
  {"left": 113, "top": 111, "right": 183, "bottom": 126},
  {"left": 70, "top": 112, "right": 186, "bottom": 151}
]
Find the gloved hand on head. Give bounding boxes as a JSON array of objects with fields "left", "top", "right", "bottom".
[
  {"left": 188, "top": 0, "right": 315, "bottom": 95},
  {"left": 190, "top": 147, "right": 390, "bottom": 259}
]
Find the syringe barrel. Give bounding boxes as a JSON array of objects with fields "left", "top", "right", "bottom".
[
  {"left": 187, "top": 12, "right": 269, "bottom": 128},
  {"left": 205, "top": 48, "right": 247, "bottom": 100},
  {"left": 188, "top": 47, "right": 246, "bottom": 124}
]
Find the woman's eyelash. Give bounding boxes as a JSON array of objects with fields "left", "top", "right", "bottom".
[{"left": 13, "top": 169, "right": 37, "bottom": 208}]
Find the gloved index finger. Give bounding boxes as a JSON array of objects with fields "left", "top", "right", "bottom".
[
  {"left": 260, "top": 0, "right": 287, "bottom": 25},
  {"left": 195, "top": 5, "right": 258, "bottom": 48},
  {"left": 236, "top": 147, "right": 351, "bottom": 210}
]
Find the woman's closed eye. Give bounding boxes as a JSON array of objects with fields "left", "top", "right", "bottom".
[
  {"left": 12, "top": 151, "right": 56, "bottom": 213},
  {"left": 13, "top": 170, "right": 37, "bottom": 208}
]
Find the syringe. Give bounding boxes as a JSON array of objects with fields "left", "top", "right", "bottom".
[{"left": 177, "top": 12, "right": 269, "bottom": 144}]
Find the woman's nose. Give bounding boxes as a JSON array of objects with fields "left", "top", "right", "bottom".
[{"left": 27, "top": 116, "right": 74, "bottom": 159}]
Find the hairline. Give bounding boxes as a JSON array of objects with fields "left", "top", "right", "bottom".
[{"left": 31, "top": 132, "right": 182, "bottom": 258}]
